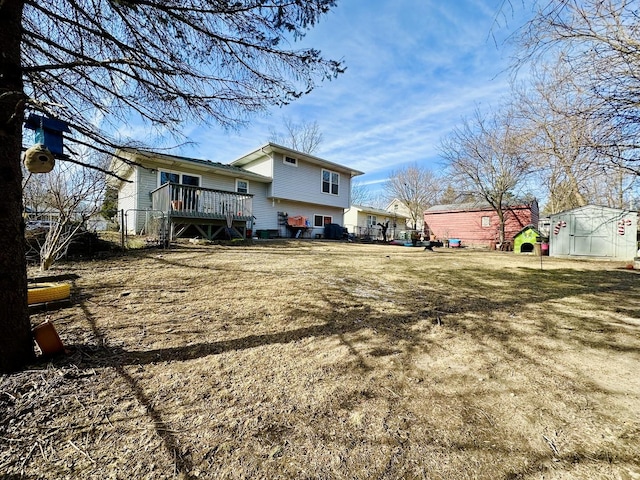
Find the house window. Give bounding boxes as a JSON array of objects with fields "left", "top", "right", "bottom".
[
  {"left": 481, "top": 216, "right": 490, "bottom": 228},
  {"left": 158, "top": 171, "right": 201, "bottom": 210},
  {"left": 367, "top": 215, "right": 377, "bottom": 226},
  {"left": 182, "top": 174, "right": 200, "bottom": 186},
  {"left": 284, "top": 156, "right": 298, "bottom": 166},
  {"left": 158, "top": 170, "right": 200, "bottom": 187},
  {"left": 236, "top": 179, "right": 248, "bottom": 194},
  {"left": 159, "top": 171, "right": 179, "bottom": 185},
  {"left": 322, "top": 169, "right": 339, "bottom": 195},
  {"left": 314, "top": 215, "right": 332, "bottom": 227}
]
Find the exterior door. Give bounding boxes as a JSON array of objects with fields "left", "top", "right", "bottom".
[{"left": 570, "top": 213, "right": 613, "bottom": 257}]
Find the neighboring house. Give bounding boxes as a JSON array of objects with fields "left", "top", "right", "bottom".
[
  {"left": 24, "top": 207, "right": 60, "bottom": 225},
  {"left": 386, "top": 198, "right": 424, "bottom": 232},
  {"left": 549, "top": 205, "right": 638, "bottom": 260},
  {"left": 343, "top": 205, "right": 408, "bottom": 241},
  {"left": 423, "top": 200, "right": 539, "bottom": 248},
  {"left": 108, "top": 143, "right": 364, "bottom": 241}
]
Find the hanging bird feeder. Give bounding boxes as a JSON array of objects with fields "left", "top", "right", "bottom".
[
  {"left": 23, "top": 144, "right": 55, "bottom": 173},
  {"left": 23, "top": 114, "right": 71, "bottom": 174}
]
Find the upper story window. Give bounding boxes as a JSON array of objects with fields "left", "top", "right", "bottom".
[
  {"left": 159, "top": 170, "right": 200, "bottom": 187},
  {"left": 284, "top": 156, "right": 298, "bottom": 166},
  {"left": 236, "top": 179, "right": 248, "bottom": 194},
  {"left": 481, "top": 216, "right": 490, "bottom": 228},
  {"left": 322, "top": 169, "right": 339, "bottom": 195},
  {"left": 367, "top": 215, "right": 377, "bottom": 226}
]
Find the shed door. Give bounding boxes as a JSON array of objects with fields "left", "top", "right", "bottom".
[{"left": 570, "top": 213, "right": 613, "bottom": 257}]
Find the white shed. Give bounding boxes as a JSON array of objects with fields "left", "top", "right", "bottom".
[{"left": 549, "top": 205, "right": 638, "bottom": 260}]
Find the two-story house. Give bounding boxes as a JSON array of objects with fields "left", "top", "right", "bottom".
[{"left": 109, "top": 143, "right": 364, "bottom": 241}]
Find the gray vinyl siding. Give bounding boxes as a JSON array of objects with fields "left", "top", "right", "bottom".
[
  {"left": 138, "top": 167, "right": 156, "bottom": 210},
  {"left": 131, "top": 165, "right": 240, "bottom": 232},
  {"left": 154, "top": 167, "right": 253, "bottom": 193},
  {"left": 249, "top": 183, "right": 274, "bottom": 232},
  {"left": 251, "top": 193, "right": 344, "bottom": 236},
  {"left": 199, "top": 172, "right": 237, "bottom": 191},
  {"left": 270, "top": 152, "right": 350, "bottom": 208}
]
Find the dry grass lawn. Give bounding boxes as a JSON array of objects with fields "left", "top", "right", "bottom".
[{"left": 2, "top": 240, "right": 640, "bottom": 479}]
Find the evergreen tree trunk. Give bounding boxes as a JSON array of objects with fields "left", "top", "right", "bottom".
[{"left": 0, "top": 1, "right": 34, "bottom": 373}]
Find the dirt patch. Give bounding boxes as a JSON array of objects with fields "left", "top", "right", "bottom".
[{"left": 2, "top": 241, "right": 640, "bottom": 479}]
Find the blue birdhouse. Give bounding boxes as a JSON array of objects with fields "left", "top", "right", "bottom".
[{"left": 24, "top": 114, "right": 71, "bottom": 158}]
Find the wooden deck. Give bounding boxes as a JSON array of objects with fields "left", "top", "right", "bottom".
[{"left": 151, "top": 184, "right": 253, "bottom": 240}]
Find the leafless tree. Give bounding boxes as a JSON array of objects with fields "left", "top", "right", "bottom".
[
  {"left": 24, "top": 154, "right": 107, "bottom": 271},
  {"left": 384, "top": 164, "right": 442, "bottom": 230},
  {"left": 512, "top": 62, "right": 594, "bottom": 213},
  {"left": 514, "top": 0, "right": 640, "bottom": 175},
  {"left": 269, "top": 117, "right": 324, "bottom": 154},
  {"left": 0, "top": 1, "right": 343, "bottom": 372},
  {"left": 437, "top": 184, "right": 476, "bottom": 205},
  {"left": 350, "top": 180, "right": 373, "bottom": 207},
  {"left": 439, "top": 108, "right": 533, "bottom": 245}
]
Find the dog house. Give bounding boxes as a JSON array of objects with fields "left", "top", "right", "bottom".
[
  {"left": 513, "top": 225, "right": 543, "bottom": 254},
  {"left": 549, "top": 205, "right": 638, "bottom": 260}
]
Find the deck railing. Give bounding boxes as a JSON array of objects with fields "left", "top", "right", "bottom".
[{"left": 151, "top": 183, "right": 253, "bottom": 219}]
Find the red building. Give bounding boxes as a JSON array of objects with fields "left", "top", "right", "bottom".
[{"left": 424, "top": 200, "right": 539, "bottom": 249}]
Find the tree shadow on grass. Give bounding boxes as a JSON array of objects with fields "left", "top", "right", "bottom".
[
  {"left": 71, "top": 291, "right": 199, "bottom": 479},
  {"left": 63, "top": 265, "right": 640, "bottom": 370},
  {"left": 37, "top": 261, "right": 640, "bottom": 479}
]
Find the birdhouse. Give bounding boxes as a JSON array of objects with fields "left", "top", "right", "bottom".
[
  {"left": 24, "top": 114, "right": 70, "bottom": 158},
  {"left": 23, "top": 144, "right": 55, "bottom": 174}
]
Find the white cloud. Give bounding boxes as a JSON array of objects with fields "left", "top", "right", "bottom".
[{"left": 118, "top": 0, "right": 525, "bottom": 197}]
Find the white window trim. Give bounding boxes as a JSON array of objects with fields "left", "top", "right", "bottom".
[
  {"left": 321, "top": 168, "right": 340, "bottom": 196},
  {"left": 157, "top": 170, "right": 201, "bottom": 187},
  {"left": 235, "top": 179, "right": 249, "bottom": 194},
  {"left": 314, "top": 214, "right": 332, "bottom": 227},
  {"left": 481, "top": 216, "right": 490, "bottom": 228},
  {"left": 283, "top": 156, "right": 298, "bottom": 167}
]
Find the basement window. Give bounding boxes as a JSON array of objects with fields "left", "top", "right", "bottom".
[{"left": 314, "top": 215, "right": 332, "bottom": 227}]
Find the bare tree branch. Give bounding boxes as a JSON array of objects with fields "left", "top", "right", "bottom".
[
  {"left": 269, "top": 116, "right": 324, "bottom": 153},
  {"left": 439, "top": 107, "right": 534, "bottom": 244},
  {"left": 384, "top": 164, "right": 442, "bottom": 230}
]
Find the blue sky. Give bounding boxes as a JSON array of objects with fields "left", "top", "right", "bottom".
[{"left": 167, "top": 1, "right": 530, "bottom": 197}]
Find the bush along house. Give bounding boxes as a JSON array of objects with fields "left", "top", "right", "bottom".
[{"left": 108, "top": 143, "right": 364, "bottom": 242}]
